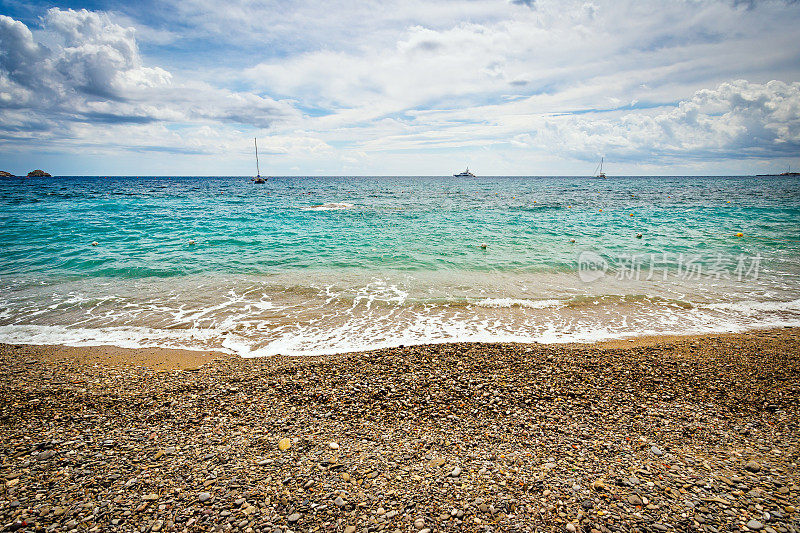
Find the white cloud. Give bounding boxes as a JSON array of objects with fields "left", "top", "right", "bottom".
[
  {"left": 2, "top": 1, "right": 800, "bottom": 174},
  {"left": 523, "top": 80, "right": 800, "bottom": 161},
  {"left": 0, "top": 9, "right": 299, "bottom": 156}
]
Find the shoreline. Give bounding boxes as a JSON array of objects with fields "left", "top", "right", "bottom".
[
  {"left": 1, "top": 328, "right": 798, "bottom": 531},
  {"left": 0, "top": 326, "right": 795, "bottom": 370}
]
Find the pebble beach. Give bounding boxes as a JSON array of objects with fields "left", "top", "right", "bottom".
[{"left": 1, "top": 329, "right": 799, "bottom": 533}]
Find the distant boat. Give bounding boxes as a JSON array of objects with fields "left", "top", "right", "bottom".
[
  {"left": 453, "top": 167, "right": 476, "bottom": 177},
  {"left": 253, "top": 138, "right": 266, "bottom": 183},
  {"left": 593, "top": 157, "right": 607, "bottom": 179}
]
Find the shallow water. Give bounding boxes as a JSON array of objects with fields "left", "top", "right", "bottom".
[{"left": 1, "top": 175, "right": 799, "bottom": 355}]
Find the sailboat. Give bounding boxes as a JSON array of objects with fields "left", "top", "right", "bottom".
[
  {"left": 253, "top": 137, "right": 266, "bottom": 183},
  {"left": 593, "top": 157, "right": 607, "bottom": 179}
]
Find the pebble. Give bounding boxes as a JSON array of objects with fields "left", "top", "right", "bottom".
[
  {"left": 745, "top": 460, "right": 762, "bottom": 473},
  {"left": 747, "top": 519, "right": 764, "bottom": 530},
  {"left": 287, "top": 512, "right": 301, "bottom": 523},
  {"left": 198, "top": 492, "right": 212, "bottom": 503},
  {"left": 650, "top": 445, "right": 664, "bottom": 456},
  {"left": 414, "top": 518, "right": 426, "bottom": 529},
  {"left": 628, "top": 495, "right": 643, "bottom": 506},
  {"left": 278, "top": 437, "right": 292, "bottom": 451}
]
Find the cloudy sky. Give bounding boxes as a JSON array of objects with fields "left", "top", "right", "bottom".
[{"left": 1, "top": 0, "right": 799, "bottom": 176}]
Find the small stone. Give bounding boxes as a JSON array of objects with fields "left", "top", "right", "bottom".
[
  {"left": 582, "top": 499, "right": 593, "bottom": 510},
  {"left": 627, "top": 495, "right": 643, "bottom": 506},
  {"left": 38, "top": 449, "right": 56, "bottom": 461},
  {"left": 650, "top": 445, "right": 664, "bottom": 456},
  {"left": 566, "top": 524, "right": 577, "bottom": 533},
  {"left": 334, "top": 496, "right": 346, "bottom": 507},
  {"left": 746, "top": 519, "right": 764, "bottom": 531},
  {"left": 376, "top": 507, "right": 386, "bottom": 515},
  {"left": 414, "top": 518, "right": 426, "bottom": 529},
  {"left": 592, "top": 479, "right": 607, "bottom": 491},
  {"left": 785, "top": 505, "right": 796, "bottom": 513},
  {"left": 151, "top": 520, "right": 163, "bottom": 532},
  {"left": 287, "top": 513, "right": 301, "bottom": 523},
  {"left": 450, "top": 466, "right": 462, "bottom": 477},
  {"left": 344, "top": 527, "right": 356, "bottom": 533},
  {"left": 745, "top": 460, "right": 762, "bottom": 473},
  {"left": 198, "top": 492, "right": 212, "bottom": 503},
  {"left": 278, "top": 438, "right": 292, "bottom": 451},
  {"left": 329, "top": 442, "right": 339, "bottom": 449},
  {"left": 142, "top": 493, "right": 159, "bottom": 501},
  {"left": 5, "top": 478, "right": 19, "bottom": 488}
]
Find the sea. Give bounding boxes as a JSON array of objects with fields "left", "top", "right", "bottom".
[{"left": 1, "top": 175, "right": 799, "bottom": 357}]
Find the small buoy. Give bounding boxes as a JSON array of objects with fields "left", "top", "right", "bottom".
[
  {"left": 636, "top": 233, "right": 642, "bottom": 239},
  {"left": 727, "top": 201, "right": 731, "bottom": 204},
  {"left": 480, "top": 243, "right": 487, "bottom": 249},
  {"left": 568, "top": 205, "right": 572, "bottom": 208},
  {"left": 735, "top": 232, "right": 743, "bottom": 237},
  {"left": 189, "top": 240, "right": 196, "bottom": 245},
  {"left": 91, "top": 241, "right": 98, "bottom": 246},
  {"left": 630, "top": 213, "right": 634, "bottom": 217},
  {"left": 533, "top": 200, "right": 536, "bottom": 203},
  {"left": 570, "top": 239, "right": 576, "bottom": 243},
  {"left": 599, "top": 209, "right": 603, "bottom": 212}
]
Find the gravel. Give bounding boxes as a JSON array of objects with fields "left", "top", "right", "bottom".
[{"left": 1, "top": 328, "right": 799, "bottom": 532}]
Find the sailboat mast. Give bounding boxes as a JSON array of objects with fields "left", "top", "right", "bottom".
[{"left": 254, "top": 137, "right": 260, "bottom": 177}]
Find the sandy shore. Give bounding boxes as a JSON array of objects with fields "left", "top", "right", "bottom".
[{"left": 1, "top": 328, "right": 799, "bottom": 532}]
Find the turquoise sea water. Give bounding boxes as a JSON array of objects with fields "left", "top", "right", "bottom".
[{"left": 1, "top": 175, "right": 799, "bottom": 355}]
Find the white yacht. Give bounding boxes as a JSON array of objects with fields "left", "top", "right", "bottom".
[{"left": 454, "top": 167, "right": 476, "bottom": 177}]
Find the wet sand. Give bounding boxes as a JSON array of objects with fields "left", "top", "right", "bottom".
[{"left": 1, "top": 328, "right": 799, "bottom": 532}]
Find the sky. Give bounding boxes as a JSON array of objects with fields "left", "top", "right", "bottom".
[{"left": 1, "top": 0, "right": 799, "bottom": 176}]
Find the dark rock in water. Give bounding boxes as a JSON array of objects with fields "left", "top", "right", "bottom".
[
  {"left": 27, "top": 169, "right": 52, "bottom": 177},
  {"left": 0, "top": 170, "right": 14, "bottom": 177}
]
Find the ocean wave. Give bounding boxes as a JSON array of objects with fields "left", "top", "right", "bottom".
[
  {"left": 0, "top": 324, "right": 221, "bottom": 352},
  {"left": 3, "top": 304, "right": 800, "bottom": 358},
  {"left": 301, "top": 202, "right": 354, "bottom": 211},
  {"left": 564, "top": 294, "right": 694, "bottom": 309},
  {"left": 701, "top": 298, "right": 800, "bottom": 313},
  {"left": 475, "top": 298, "right": 562, "bottom": 309}
]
